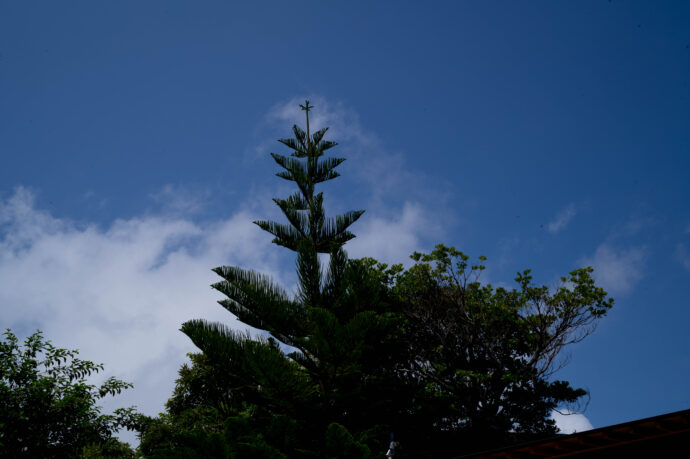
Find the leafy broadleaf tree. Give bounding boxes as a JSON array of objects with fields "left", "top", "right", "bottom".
[
  {"left": 0, "top": 329, "right": 140, "bottom": 458},
  {"left": 389, "top": 245, "right": 614, "bottom": 456},
  {"left": 174, "top": 101, "right": 398, "bottom": 457}
]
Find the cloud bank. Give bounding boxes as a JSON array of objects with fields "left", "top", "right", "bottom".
[
  {"left": 0, "top": 184, "right": 436, "bottom": 444},
  {"left": 0, "top": 187, "right": 287, "bottom": 441}
]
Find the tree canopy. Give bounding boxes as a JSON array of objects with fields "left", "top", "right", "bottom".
[
  {"left": 0, "top": 329, "right": 140, "bottom": 458},
  {"left": 386, "top": 245, "right": 613, "bottom": 455},
  {"left": 138, "top": 102, "right": 614, "bottom": 458}
]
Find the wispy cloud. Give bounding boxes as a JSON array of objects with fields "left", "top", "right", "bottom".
[
  {"left": 262, "top": 96, "right": 454, "bottom": 211},
  {"left": 265, "top": 97, "right": 374, "bottom": 144},
  {"left": 148, "top": 184, "right": 210, "bottom": 216},
  {"left": 547, "top": 204, "right": 576, "bottom": 234},
  {"left": 580, "top": 243, "right": 647, "bottom": 294},
  {"left": 252, "top": 96, "right": 376, "bottom": 165}
]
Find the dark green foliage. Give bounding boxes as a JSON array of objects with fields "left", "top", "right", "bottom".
[
  {"left": 81, "top": 439, "right": 139, "bottom": 458},
  {"left": 165, "top": 353, "right": 235, "bottom": 417},
  {"left": 0, "top": 329, "right": 139, "bottom": 458},
  {"left": 325, "top": 423, "right": 371, "bottom": 459},
  {"left": 137, "top": 409, "right": 230, "bottom": 459},
  {"left": 389, "top": 245, "right": 613, "bottom": 455}
]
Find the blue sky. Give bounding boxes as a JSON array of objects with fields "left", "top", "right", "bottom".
[{"left": 1, "top": 0, "right": 689, "bottom": 442}]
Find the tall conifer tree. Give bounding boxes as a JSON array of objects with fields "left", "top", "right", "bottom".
[{"left": 179, "top": 102, "right": 392, "bottom": 456}]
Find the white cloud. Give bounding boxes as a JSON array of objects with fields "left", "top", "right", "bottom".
[
  {"left": 551, "top": 410, "right": 593, "bottom": 434},
  {"left": 580, "top": 244, "right": 647, "bottom": 294},
  {"left": 149, "top": 184, "right": 210, "bottom": 216},
  {"left": 547, "top": 204, "right": 576, "bottom": 234},
  {"left": 347, "top": 202, "right": 436, "bottom": 265},
  {"left": 0, "top": 187, "right": 289, "bottom": 445}
]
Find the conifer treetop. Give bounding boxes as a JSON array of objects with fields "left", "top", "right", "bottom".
[{"left": 254, "top": 100, "right": 364, "bottom": 253}]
